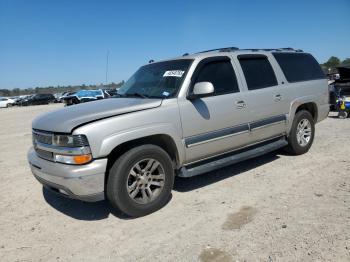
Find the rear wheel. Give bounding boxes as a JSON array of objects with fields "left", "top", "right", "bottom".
[
  {"left": 285, "top": 110, "right": 315, "bottom": 155},
  {"left": 107, "top": 144, "right": 174, "bottom": 217}
]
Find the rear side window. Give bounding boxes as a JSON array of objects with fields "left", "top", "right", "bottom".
[
  {"left": 238, "top": 55, "right": 277, "bottom": 90},
  {"left": 273, "top": 52, "right": 325, "bottom": 82},
  {"left": 195, "top": 60, "right": 239, "bottom": 95}
]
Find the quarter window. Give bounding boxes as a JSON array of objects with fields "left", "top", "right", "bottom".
[
  {"left": 195, "top": 60, "right": 239, "bottom": 95},
  {"left": 238, "top": 55, "right": 277, "bottom": 90},
  {"left": 273, "top": 52, "right": 325, "bottom": 82}
]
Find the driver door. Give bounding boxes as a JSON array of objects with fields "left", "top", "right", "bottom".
[{"left": 178, "top": 56, "right": 252, "bottom": 163}]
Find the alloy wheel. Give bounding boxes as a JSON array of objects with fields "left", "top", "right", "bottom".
[
  {"left": 296, "top": 119, "right": 312, "bottom": 147},
  {"left": 126, "top": 158, "right": 165, "bottom": 204}
]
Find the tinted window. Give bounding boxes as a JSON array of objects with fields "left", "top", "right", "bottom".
[
  {"left": 195, "top": 60, "right": 239, "bottom": 95},
  {"left": 238, "top": 55, "right": 277, "bottom": 90},
  {"left": 273, "top": 52, "right": 325, "bottom": 82},
  {"left": 118, "top": 59, "right": 193, "bottom": 98}
]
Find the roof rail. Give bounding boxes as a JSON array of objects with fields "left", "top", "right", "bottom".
[
  {"left": 187, "top": 47, "right": 304, "bottom": 57},
  {"left": 196, "top": 47, "right": 239, "bottom": 54},
  {"left": 239, "top": 47, "right": 304, "bottom": 52}
]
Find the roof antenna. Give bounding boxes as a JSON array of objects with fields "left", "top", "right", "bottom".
[{"left": 149, "top": 59, "right": 154, "bottom": 63}]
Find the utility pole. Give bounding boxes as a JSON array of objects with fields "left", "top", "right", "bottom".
[{"left": 105, "top": 50, "right": 109, "bottom": 86}]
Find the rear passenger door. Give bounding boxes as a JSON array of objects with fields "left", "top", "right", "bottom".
[
  {"left": 233, "top": 54, "right": 288, "bottom": 142},
  {"left": 179, "top": 56, "right": 251, "bottom": 163}
]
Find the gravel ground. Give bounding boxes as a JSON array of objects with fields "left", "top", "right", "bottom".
[{"left": 0, "top": 104, "right": 349, "bottom": 262}]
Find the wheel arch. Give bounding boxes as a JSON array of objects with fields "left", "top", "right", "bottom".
[
  {"left": 295, "top": 102, "right": 318, "bottom": 121},
  {"left": 288, "top": 97, "right": 319, "bottom": 135},
  {"left": 105, "top": 134, "right": 181, "bottom": 187}
]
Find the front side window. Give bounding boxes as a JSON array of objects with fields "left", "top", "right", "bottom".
[
  {"left": 238, "top": 55, "right": 277, "bottom": 90},
  {"left": 118, "top": 59, "right": 193, "bottom": 98},
  {"left": 195, "top": 60, "right": 239, "bottom": 95}
]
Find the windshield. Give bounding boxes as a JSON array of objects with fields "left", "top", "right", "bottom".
[{"left": 117, "top": 59, "right": 193, "bottom": 98}]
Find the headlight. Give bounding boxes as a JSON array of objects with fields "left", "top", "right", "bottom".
[
  {"left": 52, "top": 134, "right": 91, "bottom": 164},
  {"left": 52, "top": 134, "right": 89, "bottom": 147}
]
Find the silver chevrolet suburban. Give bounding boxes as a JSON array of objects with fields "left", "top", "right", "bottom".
[{"left": 28, "top": 47, "right": 329, "bottom": 217}]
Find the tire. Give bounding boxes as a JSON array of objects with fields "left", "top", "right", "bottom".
[
  {"left": 6, "top": 103, "right": 12, "bottom": 108},
  {"left": 106, "top": 144, "right": 174, "bottom": 217},
  {"left": 338, "top": 111, "right": 348, "bottom": 119},
  {"left": 285, "top": 110, "right": 315, "bottom": 155}
]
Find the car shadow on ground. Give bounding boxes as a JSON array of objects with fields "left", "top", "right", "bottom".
[
  {"left": 173, "top": 152, "right": 280, "bottom": 192},
  {"left": 42, "top": 187, "right": 122, "bottom": 220},
  {"left": 42, "top": 151, "right": 281, "bottom": 221}
]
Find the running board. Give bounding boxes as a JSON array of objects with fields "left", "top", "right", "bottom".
[{"left": 177, "top": 137, "right": 288, "bottom": 178}]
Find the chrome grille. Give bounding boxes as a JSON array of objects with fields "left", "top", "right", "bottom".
[
  {"left": 32, "top": 130, "right": 54, "bottom": 161},
  {"left": 35, "top": 148, "right": 54, "bottom": 161}
]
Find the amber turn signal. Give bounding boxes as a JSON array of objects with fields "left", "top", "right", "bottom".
[{"left": 73, "top": 154, "right": 92, "bottom": 164}]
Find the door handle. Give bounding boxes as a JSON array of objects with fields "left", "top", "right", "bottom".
[
  {"left": 274, "top": 94, "right": 282, "bottom": 102},
  {"left": 235, "top": 100, "right": 246, "bottom": 109}
]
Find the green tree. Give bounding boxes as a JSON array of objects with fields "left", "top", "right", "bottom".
[
  {"left": 12, "top": 88, "right": 20, "bottom": 96},
  {"left": 341, "top": 58, "right": 350, "bottom": 66},
  {"left": 323, "top": 56, "right": 341, "bottom": 69}
]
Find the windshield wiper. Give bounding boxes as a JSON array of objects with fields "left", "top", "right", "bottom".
[
  {"left": 126, "top": 92, "right": 149, "bottom": 98},
  {"left": 114, "top": 92, "right": 163, "bottom": 99}
]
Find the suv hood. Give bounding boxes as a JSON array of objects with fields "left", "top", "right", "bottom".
[{"left": 32, "top": 98, "right": 162, "bottom": 133}]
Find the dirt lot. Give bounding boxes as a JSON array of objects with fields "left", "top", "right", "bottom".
[{"left": 0, "top": 104, "right": 349, "bottom": 261}]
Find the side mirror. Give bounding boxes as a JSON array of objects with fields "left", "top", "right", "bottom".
[{"left": 188, "top": 82, "right": 214, "bottom": 100}]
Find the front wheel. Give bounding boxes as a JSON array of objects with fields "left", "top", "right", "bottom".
[
  {"left": 285, "top": 110, "right": 315, "bottom": 155},
  {"left": 106, "top": 144, "right": 174, "bottom": 217}
]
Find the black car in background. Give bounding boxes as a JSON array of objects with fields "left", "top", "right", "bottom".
[{"left": 20, "top": 94, "right": 55, "bottom": 106}]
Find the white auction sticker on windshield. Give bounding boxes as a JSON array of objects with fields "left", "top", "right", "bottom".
[{"left": 163, "top": 70, "right": 185, "bottom": 77}]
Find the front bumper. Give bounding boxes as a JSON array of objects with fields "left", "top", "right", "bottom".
[{"left": 27, "top": 147, "right": 107, "bottom": 202}]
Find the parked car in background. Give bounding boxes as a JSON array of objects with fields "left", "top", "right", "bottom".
[
  {"left": 61, "top": 89, "right": 106, "bottom": 106},
  {"left": 53, "top": 93, "right": 63, "bottom": 103},
  {"left": 0, "top": 97, "right": 15, "bottom": 108},
  {"left": 103, "top": 89, "right": 118, "bottom": 97},
  {"left": 13, "top": 95, "right": 31, "bottom": 106},
  {"left": 28, "top": 47, "right": 329, "bottom": 217},
  {"left": 58, "top": 92, "right": 75, "bottom": 103},
  {"left": 20, "top": 94, "right": 55, "bottom": 106}
]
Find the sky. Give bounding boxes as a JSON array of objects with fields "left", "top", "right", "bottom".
[{"left": 0, "top": 0, "right": 349, "bottom": 89}]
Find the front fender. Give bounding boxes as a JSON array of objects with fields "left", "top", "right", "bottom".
[
  {"left": 99, "top": 123, "right": 185, "bottom": 163},
  {"left": 73, "top": 99, "right": 184, "bottom": 163}
]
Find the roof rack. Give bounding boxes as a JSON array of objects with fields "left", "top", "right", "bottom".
[
  {"left": 240, "top": 47, "right": 304, "bottom": 52},
  {"left": 196, "top": 47, "right": 239, "bottom": 54},
  {"left": 194, "top": 47, "right": 303, "bottom": 55}
]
